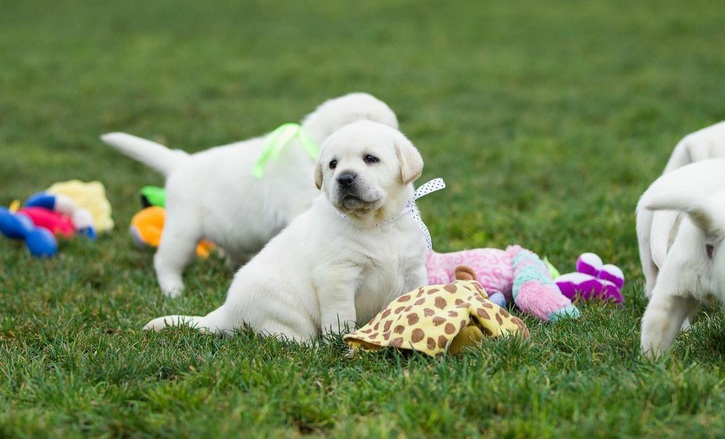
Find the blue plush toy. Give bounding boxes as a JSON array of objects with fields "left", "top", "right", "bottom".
[{"left": 0, "top": 206, "right": 58, "bottom": 257}]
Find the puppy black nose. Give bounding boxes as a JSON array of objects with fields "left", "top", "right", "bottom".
[{"left": 336, "top": 173, "right": 357, "bottom": 187}]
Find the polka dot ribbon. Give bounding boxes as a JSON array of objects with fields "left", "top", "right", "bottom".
[
  {"left": 403, "top": 178, "right": 446, "bottom": 250},
  {"left": 252, "top": 123, "right": 319, "bottom": 178}
]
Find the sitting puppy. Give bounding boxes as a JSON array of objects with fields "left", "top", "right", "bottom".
[
  {"left": 144, "top": 120, "right": 429, "bottom": 341},
  {"left": 102, "top": 93, "right": 398, "bottom": 297},
  {"left": 637, "top": 159, "right": 725, "bottom": 357}
]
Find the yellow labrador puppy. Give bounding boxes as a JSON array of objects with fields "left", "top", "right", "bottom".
[
  {"left": 638, "top": 159, "right": 725, "bottom": 357},
  {"left": 102, "top": 93, "right": 399, "bottom": 298},
  {"left": 144, "top": 120, "right": 428, "bottom": 341}
]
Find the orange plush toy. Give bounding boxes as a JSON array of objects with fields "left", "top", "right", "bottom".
[{"left": 130, "top": 206, "right": 215, "bottom": 258}]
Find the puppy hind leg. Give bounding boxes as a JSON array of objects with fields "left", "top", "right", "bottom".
[
  {"left": 154, "top": 214, "right": 202, "bottom": 298},
  {"left": 143, "top": 315, "right": 206, "bottom": 331},
  {"left": 680, "top": 304, "right": 702, "bottom": 331},
  {"left": 641, "top": 293, "right": 699, "bottom": 358},
  {"left": 224, "top": 251, "right": 254, "bottom": 272},
  {"left": 259, "top": 320, "right": 318, "bottom": 343},
  {"left": 143, "top": 306, "right": 237, "bottom": 335}
]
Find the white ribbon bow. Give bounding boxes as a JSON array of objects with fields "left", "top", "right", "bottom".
[{"left": 403, "top": 178, "right": 446, "bottom": 250}]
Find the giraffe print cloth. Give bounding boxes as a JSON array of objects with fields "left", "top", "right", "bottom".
[{"left": 343, "top": 266, "right": 530, "bottom": 357}]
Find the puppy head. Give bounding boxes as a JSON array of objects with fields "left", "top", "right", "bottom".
[
  {"left": 315, "top": 120, "right": 423, "bottom": 222},
  {"left": 647, "top": 187, "right": 725, "bottom": 251},
  {"left": 646, "top": 183, "right": 725, "bottom": 293},
  {"left": 301, "top": 93, "right": 399, "bottom": 145}
]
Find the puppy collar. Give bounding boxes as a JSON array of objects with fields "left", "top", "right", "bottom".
[
  {"left": 252, "top": 123, "right": 319, "bottom": 178},
  {"left": 332, "top": 178, "right": 446, "bottom": 250}
]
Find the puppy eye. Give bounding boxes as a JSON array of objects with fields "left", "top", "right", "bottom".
[
  {"left": 364, "top": 154, "right": 379, "bottom": 164},
  {"left": 329, "top": 160, "right": 338, "bottom": 169}
]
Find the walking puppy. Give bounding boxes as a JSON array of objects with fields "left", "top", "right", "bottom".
[
  {"left": 102, "top": 93, "right": 399, "bottom": 297},
  {"left": 144, "top": 120, "right": 429, "bottom": 341},
  {"left": 637, "top": 159, "right": 725, "bottom": 357}
]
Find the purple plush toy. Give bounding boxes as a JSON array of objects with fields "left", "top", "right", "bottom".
[{"left": 554, "top": 253, "right": 625, "bottom": 303}]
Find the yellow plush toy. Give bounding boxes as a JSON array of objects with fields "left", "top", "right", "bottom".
[
  {"left": 47, "top": 180, "right": 114, "bottom": 232},
  {"left": 344, "top": 266, "right": 530, "bottom": 357}
]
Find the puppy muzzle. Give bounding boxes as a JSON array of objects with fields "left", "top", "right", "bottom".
[
  {"left": 332, "top": 171, "right": 382, "bottom": 211},
  {"left": 336, "top": 172, "right": 357, "bottom": 188}
]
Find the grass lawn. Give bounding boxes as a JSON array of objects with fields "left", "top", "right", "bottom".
[{"left": 2, "top": 0, "right": 725, "bottom": 437}]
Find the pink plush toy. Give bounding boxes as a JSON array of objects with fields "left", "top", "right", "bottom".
[
  {"left": 426, "top": 245, "right": 579, "bottom": 321},
  {"left": 17, "top": 207, "right": 76, "bottom": 238},
  {"left": 554, "top": 253, "right": 625, "bottom": 303}
]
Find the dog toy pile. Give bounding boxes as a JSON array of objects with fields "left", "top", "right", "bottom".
[
  {"left": 0, "top": 180, "right": 112, "bottom": 257},
  {"left": 554, "top": 253, "right": 625, "bottom": 303},
  {"left": 130, "top": 186, "right": 216, "bottom": 258},
  {"left": 426, "top": 245, "right": 580, "bottom": 321},
  {"left": 344, "top": 266, "right": 530, "bottom": 357}
]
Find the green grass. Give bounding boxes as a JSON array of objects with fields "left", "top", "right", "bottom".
[{"left": 2, "top": 0, "right": 725, "bottom": 437}]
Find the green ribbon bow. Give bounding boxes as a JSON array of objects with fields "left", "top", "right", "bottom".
[{"left": 251, "top": 123, "right": 319, "bottom": 178}]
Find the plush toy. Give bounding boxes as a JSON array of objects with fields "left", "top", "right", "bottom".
[
  {"left": 24, "top": 192, "right": 96, "bottom": 238},
  {"left": 0, "top": 206, "right": 58, "bottom": 257},
  {"left": 46, "top": 180, "right": 114, "bottom": 233},
  {"left": 426, "top": 245, "right": 580, "bottom": 321},
  {"left": 16, "top": 206, "right": 77, "bottom": 238},
  {"left": 554, "top": 253, "right": 625, "bottom": 303},
  {"left": 139, "top": 186, "right": 167, "bottom": 208},
  {"left": 0, "top": 188, "right": 100, "bottom": 257},
  {"left": 130, "top": 206, "right": 216, "bottom": 258},
  {"left": 344, "top": 266, "right": 530, "bottom": 357}
]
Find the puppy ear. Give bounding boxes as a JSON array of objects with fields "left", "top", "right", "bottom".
[
  {"left": 638, "top": 160, "right": 725, "bottom": 217},
  {"left": 646, "top": 191, "right": 725, "bottom": 237},
  {"left": 314, "top": 160, "right": 324, "bottom": 190},
  {"left": 394, "top": 133, "right": 424, "bottom": 185}
]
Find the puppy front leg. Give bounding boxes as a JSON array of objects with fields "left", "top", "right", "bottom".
[
  {"left": 317, "top": 283, "right": 357, "bottom": 336},
  {"left": 641, "top": 291, "right": 699, "bottom": 358},
  {"left": 403, "top": 265, "right": 429, "bottom": 291}
]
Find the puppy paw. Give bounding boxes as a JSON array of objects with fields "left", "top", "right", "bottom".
[
  {"left": 143, "top": 316, "right": 172, "bottom": 331},
  {"left": 143, "top": 315, "right": 203, "bottom": 331},
  {"left": 159, "top": 279, "right": 184, "bottom": 298}
]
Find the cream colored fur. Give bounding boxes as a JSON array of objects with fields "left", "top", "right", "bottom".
[{"left": 638, "top": 159, "right": 725, "bottom": 357}]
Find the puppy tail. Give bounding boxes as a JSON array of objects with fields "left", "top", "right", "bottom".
[{"left": 101, "top": 132, "right": 189, "bottom": 177}]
